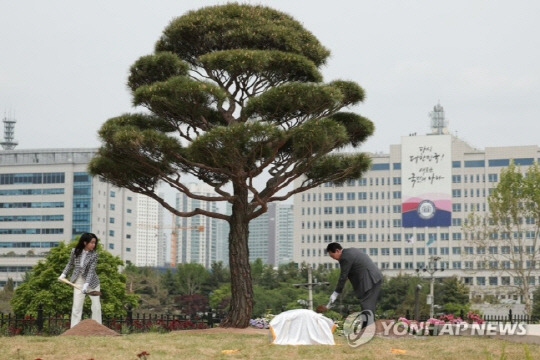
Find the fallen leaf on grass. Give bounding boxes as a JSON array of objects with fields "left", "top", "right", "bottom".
[
  {"left": 221, "top": 349, "right": 240, "bottom": 354},
  {"left": 391, "top": 348, "right": 407, "bottom": 354}
]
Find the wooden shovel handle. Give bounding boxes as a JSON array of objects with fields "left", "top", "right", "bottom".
[{"left": 58, "top": 277, "right": 101, "bottom": 296}]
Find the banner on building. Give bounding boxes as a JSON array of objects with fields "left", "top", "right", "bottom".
[{"left": 401, "top": 135, "right": 452, "bottom": 228}]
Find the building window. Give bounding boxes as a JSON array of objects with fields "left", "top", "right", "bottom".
[{"left": 465, "top": 160, "right": 485, "bottom": 168}]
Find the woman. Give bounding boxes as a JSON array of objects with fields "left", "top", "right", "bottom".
[{"left": 59, "top": 232, "right": 102, "bottom": 327}]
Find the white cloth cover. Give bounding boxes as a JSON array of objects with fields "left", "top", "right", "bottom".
[{"left": 269, "top": 309, "right": 336, "bottom": 345}]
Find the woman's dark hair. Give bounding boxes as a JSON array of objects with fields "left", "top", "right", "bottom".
[{"left": 74, "top": 233, "right": 98, "bottom": 257}]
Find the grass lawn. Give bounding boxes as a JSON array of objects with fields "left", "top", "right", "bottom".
[{"left": 0, "top": 329, "right": 538, "bottom": 360}]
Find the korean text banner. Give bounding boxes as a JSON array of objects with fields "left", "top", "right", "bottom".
[{"left": 401, "top": 135, "right": 452, "bottom": 228}]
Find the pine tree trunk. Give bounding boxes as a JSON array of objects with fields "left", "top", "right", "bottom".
[{"left": 221, "top": 187, "right": 253, "bottom": 328}]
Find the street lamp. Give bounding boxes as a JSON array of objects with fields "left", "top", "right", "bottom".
[{"left": 416, "top": 256, "right": 444, "bottom": 319}]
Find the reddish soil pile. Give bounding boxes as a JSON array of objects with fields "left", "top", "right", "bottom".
[{"left": 60, "top": 319, "right": 120, "bottom": 336}]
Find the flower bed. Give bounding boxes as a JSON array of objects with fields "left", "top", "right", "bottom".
[{"left": 396, "top": 311, "right": 484, "bottom": 336}]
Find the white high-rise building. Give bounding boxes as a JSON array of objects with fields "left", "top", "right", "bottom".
[
  {"left": 135, "top": 194, "right": 162, "bottom": 267},
  {"left": 223, "top": 202, "right": 294, "bottom": 267},
  {"left": 0, "top": 148, "right": 138, "bottom": 286},
  {"left": 174, "top": 183, "right": 221, "bottom": 268}
]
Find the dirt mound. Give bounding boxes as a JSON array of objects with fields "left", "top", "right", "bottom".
[{"left": 60, "top": 319, "right": 120, "bottom": 336}]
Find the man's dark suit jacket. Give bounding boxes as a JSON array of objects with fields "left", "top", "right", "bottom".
[{"left": 335, "top": 248, "right": 383, "bottom": 298}]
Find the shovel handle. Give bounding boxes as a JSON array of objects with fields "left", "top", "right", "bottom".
[{"left": 58, "top": 277, "right": 101, "bottom": 296}]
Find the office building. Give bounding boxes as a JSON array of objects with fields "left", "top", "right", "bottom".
[
  {"left": 293, "top": 104, "right": 540, "bottom": 303},
  {"left": 0, "top": 148, "right": 139, "bottom": 286}
]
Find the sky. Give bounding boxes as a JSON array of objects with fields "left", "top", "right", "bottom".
[{"left": 1, "top": 1, "right": 539, "bottom": 155}]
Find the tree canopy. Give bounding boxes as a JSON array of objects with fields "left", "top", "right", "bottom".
[{"left": 88, "top": 3, "right": 374, "bottom": 327}]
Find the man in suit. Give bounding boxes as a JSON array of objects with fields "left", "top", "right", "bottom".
[{"left": 326, "top": 242, "right": 383, "bottom": 315}]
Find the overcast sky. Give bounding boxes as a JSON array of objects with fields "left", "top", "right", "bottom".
[{"left": 1, "top": 1, "right": 539, "bottom": 155}]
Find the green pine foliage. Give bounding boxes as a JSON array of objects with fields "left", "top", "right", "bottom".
[{"left": 88, "top": 3, "right": 374, "bottom": 327}]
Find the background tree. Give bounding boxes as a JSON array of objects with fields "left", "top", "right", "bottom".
[
  {"left": 175, "top": 263, "right": 210, "bottom": 295},
  {"left": 123, "top": 264, "right": 168, "bottom": 311},
  {"left": 0, "top": 278, "right": 14, "bottom": 313},
  {"left": 88, "top": 3, "right": 373, "bottom": 327},
  {"left": 206, "top": 261, "right": 230, "bottom": 290},
  {"left": 463, "top": 161, "right": 540, "bottom": 315},
  {"left": 378, "top": 274, "right": 429, "bottom": 319},
  {"left": 434, "top": 275, "right": 471, "bottom": 315},
  {"left": 532, "top": 286, "right": 540, "bottom": 320},
  {"left": 11, "top": 241, "right": 138, "bottom": 318}
]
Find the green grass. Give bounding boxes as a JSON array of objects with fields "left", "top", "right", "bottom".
[{"left": 0, "top": 330, "right": 538, "bottom": 360}]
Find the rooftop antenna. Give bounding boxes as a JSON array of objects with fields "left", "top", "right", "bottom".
[
  {"left": 429, "top": 102, "right": 448, "bottom": 135},
  {"left": 1, "top": 112, "right": 18, "bottom": 150}
]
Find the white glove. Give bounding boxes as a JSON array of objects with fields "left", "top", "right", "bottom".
[
  {"left": 329, "top": 291, "right": 339, "bottom": 304},
  {"left": 82, "top": 283, "right": 89, "bottom": 294},
  {"left": 58, "top": 273, "right": 66, "bottom": 280}
]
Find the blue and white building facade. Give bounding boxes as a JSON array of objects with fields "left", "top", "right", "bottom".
[{"left": 0, "top": 148, "right": 138, "bottom": 286}]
